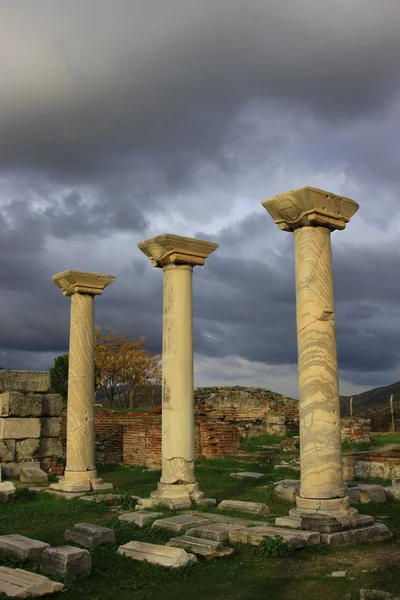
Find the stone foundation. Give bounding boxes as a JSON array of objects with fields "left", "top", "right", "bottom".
[{"left": 0, "top": 371, "right": 63, "bottom": 478}]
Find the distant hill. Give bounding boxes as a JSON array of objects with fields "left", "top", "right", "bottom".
[{"left": 340, "top": 381, "right": 400, "bottom": 416}]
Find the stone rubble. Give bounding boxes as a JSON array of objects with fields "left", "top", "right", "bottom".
[
  {"left": 0, "top": 566, "right": 64, "bottom": 598},
  {"left": 0, "top": 535, "right": 50, "bottom": 560},
  {"left": 118, "top": 511, "right": 163, "bottom": 527},
  {"left": 218, "top": 499, "right": 270, "bottom": 515},
  {"left": 65, "top": 523, "right": 116, "bottom": 548},
  {"left": 166, "top": 536, "right": 234, "bottom": 559},
  {"left": 273, "top": 480, "right": 300, "bottom": 502},
  {"left": 40, "top": 546, "right": 92, "bottom": 576},
  {"left": 117, "top": 541, "right": 197, "bottom": 568}
]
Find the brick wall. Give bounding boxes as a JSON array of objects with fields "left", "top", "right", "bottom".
[
  {"left": 341, "top": 417, "right": 371, "bottom": 443},
  {"left": 61, "top": 409, "right": 241, "bottom": 467}
]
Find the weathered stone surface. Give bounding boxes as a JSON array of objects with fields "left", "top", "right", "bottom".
[
  {"left": 229, "top": 472, "right": 264, "bottom": 480},
  {"left": 119, "top": 511, "right": 162, "bottom": 527},
  {"left": 218, "top": 500, "right": 270, "bottom": 515},
  {"left": 229, "top": 525, "right": 321, "bottom": 548},
  {"left": 384, "top": 486, "right": 400, "bottom": 501},
  {"left": 360, "top": 590, "right": 397, "bottom": 599},
  {"left": 0, "top": 371, "right": 50, "bottom": 394},
  {"left": 330, "top": 571, "right": 347, "bottom": 577},
  {"left": 16, "top": 439, "right": 40, "bottom": 461},
  {"left": 40, "top": 417, "right": 61, "bottom": 438},
  {"left": 40, "top": 546, "right": 91, "bottom": 576},
  {"left": 41, "top": 395, "right": 64, "bottom": 417},
  {"left": 321, "top": 524, "right": 392, "bottom": 546},
  {"left": 19, "top": 468, "right": 48, "bottom": 484},
  {"left": 1, "top": 461, "right": 41, "bottom": 479},
  {"left": 117, "top": 540, "right": 197, "bottom": 567},
  {"left": 0, "top": 566, "right": 63, "bottom": 598},
  {"left": 0, "top": 440, "right": 16, "bottom": 463},
  {"left": 0, "top": 392, "right": 43, "bottom": 418},
  {"left": 137, "top": 496, "right": 192, "bottom": 511},
  {"left": 0, "top": 535, "right": 50, "bottom": 559},
  {"left": 356, "top": 484, "right": 386, "bottom": 504},
  {"left": 166, "top": 535, "right": 234, "bottom": 559},
  {"left": 183, "top": 510, "right": 267, "bottom": 528},
  {"left": 273, "top": 480, "right": 300, "bottom": 502},
  {"left": 152, "top": 515, "right": 210, "bottom": 532},
  {"left": 300, "top": 514, "right": 343, "bottom": 534},
  {"left": 79, "top": 494, "right": 121, "bottom": 504},
  {"left": 196, "top": 498, "right": 217, "bottom": 507},
  {"left": 65, "top": 523, "right": 116, "bottom": 548},
  {"left": 39, "top": 438, "right": 62, "bottom": 459},
  {"left": 0, "top": 418, "right": 40, "bottom": 439},
  {"left": 0, "top": 482, "right": 16, "bottom": 503},
  {"left": 186, "top": 523, "right": 245, "bottom": 542},
  {"left": 90, "top": 478, "right": 113, "bottom": 491}
]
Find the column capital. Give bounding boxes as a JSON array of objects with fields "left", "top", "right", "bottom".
[
  {"left": 52, "top": 270, "right": 116, "bottom": 296},
  {"left": 137, "top": 233, "right": 218, "bottom": 268},
  {"left": 262, "top": 186, "right": 359, "bottom": 232}
]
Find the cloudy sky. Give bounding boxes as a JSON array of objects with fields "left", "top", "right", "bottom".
[{"left": 1, "top": 0, "right": 400, "bottom": 398}]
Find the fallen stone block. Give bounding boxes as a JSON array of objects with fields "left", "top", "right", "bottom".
[
  {"left": 360, "top": 590, "right": 397, "bottom": 599},
  {"left": 273, "top": 480, "right": 300, "bottom": 502},
  {"left": 228, "top": 525, "right": 321, "bottom": 548},
  {"left": 40, "top": 546, "right": 91, "bottom": 577},
  {"left": 356, "top": 484, "right": 386, "bottom": 504},
  {"left": 182, "top": 511, "right": 267, "bottom": 527},
  {"left": 0, "top": 482, "right": 16, "bottom": 503},
  {"left": 166, "top": 535, "right": 234, "bottom": 559},
  {"left": 34, "top": 488, "right": 86, "bottom": 500},
  {"left": 0, "top": 566, "right": 63, "bottom": 598},
  {"left": 384, "top": 486, "right": 400, "bottom": 501},
  {"left": 274, "top": 464, "right": 300, "bottom": 471},
  {"left": 1, "top": 462, "right": 41, "bottom": 479},
  {"left": 195, "top": 498, "right": 217, "bottom": 507},
  {"left": 117, "top": 541, "right": 197, "bottom": 568},
  {"left": 229, "top": 472, "right": 264, "bottom": 481},
  {"left": 118, "top": 511, "right": 163, "bottom": 527},
  {"left": 90, "top": 478, "right": 113, "bottom": 491},
  {"left": 0, "top": 535, "right": 50, "bottom": 559},
  {"left": 321, "top": 524, "right": 392, "bottom": 547},
  {"left": 19, "top": 468, "right": 48, "bottom": 484},
  {"left": 186, "top": 523, "right": 245, "bottom": 542},
  {"left": 330, "top": 571, "right": 347, "bottom": 577},
  {"left": 79, "top": 494, "right": 121, "bottom": 504},
  {"left": 65, "top": 523, "right": 116, "bottom": 548},
  {"left": 218, "top": 500, "right": 270, "bottom": 516},
  {"left": 137, "top": 497, "right": 192, "bottom": 510},
  {"left": 152, "top": 515, "right": 210, "bottom": 532}
]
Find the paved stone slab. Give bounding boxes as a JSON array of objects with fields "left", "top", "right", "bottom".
[
  {"left": 186, "top": 523, "right": 245, "bottom": 542},
  {"left": 182, "top": 510, "right": 268, "bottom": 527},
  {"left": 0, "top": 566, "right": 63, "bottom": 598},
  {"left": 229, "top": 472, "right": 264, "bottom": 481},
  {"left": 321, "top": 523, "right": 392, "bottom": 546},
  {"left": 118, "top": 511, "right": 162, "bottom": 527},
  {"left": 166, "top": 535, "right": 234, "bottom": 559},
  {"left": 65, "top": 523, "right": 116, "bottom": 548},
  {"left": 0, "top": 482, "right": 16, "bottom": 503},
  {"left": 19, "top": 468, "right": 48, "bottom": 484},
  {"left": 229, "top": 526, "right": 321, "bottom": 548},
  {"left": 40, "top": 546, "right": 91, "bottom": 576},
  {"left": 117, "top": 541, "right": 197, "bottom": 567},
  {"left": 79, "top": 494, "right": 121, "bottom": 504},
  {"left": 0, "top": 535, "right": 50, "bottom": 560},
  {"left": 218, "top": 500, "right": 270, "bottom": 516},
  {"left": 152, "top": 515, "right": 210, "bottom": 532}
]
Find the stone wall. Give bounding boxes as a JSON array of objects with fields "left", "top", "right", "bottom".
[
  {"left": 0, "top": 370, "right": 64, "bottom": 477},
  {"left": 341, "top": 417, "right": 371, "bottom": 443},
  {"left": 61, "top": 410, "right": 241, "bottom": 467},
  {"left": 194, "top": 386, "right": 299, "bottom": 437},
  {"left": 343, "top": 452, "right": 400, "bottom": 481}
]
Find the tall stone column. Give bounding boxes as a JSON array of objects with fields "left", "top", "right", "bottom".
[
  {"left": 137, "top": 234, "right": 218, "bottom": 509},
  {"left": 263, "top": 187, "right": 360, "bottom": 527},
  {"left": 50, "top": 270, "right": 115, "bottom": 493}
]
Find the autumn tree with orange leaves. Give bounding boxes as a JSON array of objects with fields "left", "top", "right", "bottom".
[{"left": 94, "top": 327, "right": 161, "bottom": 409}]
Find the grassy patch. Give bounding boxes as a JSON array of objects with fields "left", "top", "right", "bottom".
[
  {"left": 371, "top": 433, "right": 400, "bottom": 447},
  {"left": 241, "top": 434, "right": 284, "bottom": 452}
]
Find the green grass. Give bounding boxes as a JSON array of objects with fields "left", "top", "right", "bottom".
[
  {"left": 370, "top": 433, "right": 400, "bottom": 448},
  {"left": 240, "top": 434, "right": 284, "bottom": 452},
  {"left": 2, "top": 460, "right": 400, "bottom": 600}
]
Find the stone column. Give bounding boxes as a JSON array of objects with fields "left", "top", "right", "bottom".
[
  {"left": 262, "top": 187, "right": 360, "bottom": 527},
  {"left": 137, "top": 234, "right": 218, "bottom": 508},
  {"left": 50, "top": 270, "right": 115, "bottom": 493}
]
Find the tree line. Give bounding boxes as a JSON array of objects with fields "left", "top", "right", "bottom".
[{"left": 50, "top": 326, "right": 161, "bottom": 410}]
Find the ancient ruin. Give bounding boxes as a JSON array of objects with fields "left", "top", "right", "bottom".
[
  {"left": 136, "top": 234, "right": 218, "bottom": 508},
  {"left": 49, "top": 270, "right": 115, "bottom": 494},
  {"left": 262, "top": 186, "right": 390, "bottom": 542}
]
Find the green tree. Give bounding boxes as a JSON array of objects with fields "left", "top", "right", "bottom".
[{"left": 50, "top": 353, "right": 69, "bottom": 399}]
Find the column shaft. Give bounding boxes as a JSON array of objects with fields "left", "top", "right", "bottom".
[
  {"left": 64, "top": 293, "right": 96, "bottom": 478},
  {"left": 160, "top": 264, "right": 196, "bottom": 485},
  {"left": 294, "top": 226, "right": 344, "bottom": 500}
]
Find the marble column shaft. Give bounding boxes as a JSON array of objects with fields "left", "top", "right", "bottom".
[
  {"left": 294, "top": 225, "right": 344, "bottom": 500},
  {"left": 161, "top": 263, "right": 196, "bottom": 485}
]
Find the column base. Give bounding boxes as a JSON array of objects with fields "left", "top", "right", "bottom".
[
  {"left": 276, "top": 495, "right": 362, "bottom": 532},
  {"left": 137, "top": 482, "right": 214, "bottom": 510},
  {"left": 49, "top": 470, "right": 113, "bottom": 494}
]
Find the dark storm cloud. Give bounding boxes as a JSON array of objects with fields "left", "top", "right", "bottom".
[{"left": 1, "top": 1, "right": 399, "bottom": 174}]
